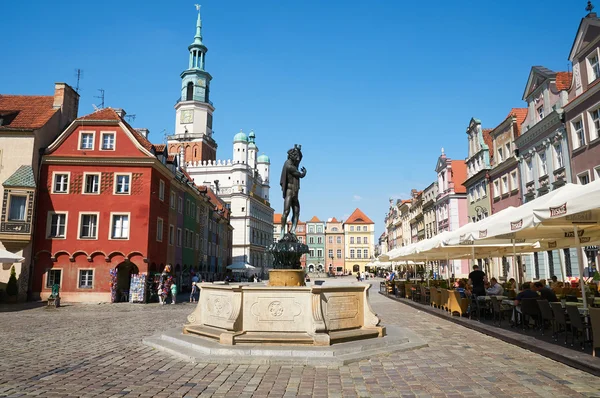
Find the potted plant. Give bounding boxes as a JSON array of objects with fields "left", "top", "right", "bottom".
[{"left": 6, "top": 265, "right": 18, "bottom": 303}]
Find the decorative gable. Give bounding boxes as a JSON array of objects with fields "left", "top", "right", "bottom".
[
  {"left": 522, "top": 66, "right": 556, "bottom": 100},
  {"left": 569, "top": 15, "right": 600, "bottom": 61}
]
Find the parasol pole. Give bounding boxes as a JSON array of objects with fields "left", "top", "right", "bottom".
[{"left": 574, "top": 226, "right": 588, "bottom": 310}]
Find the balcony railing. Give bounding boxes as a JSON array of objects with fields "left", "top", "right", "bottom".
[{"left": 175, "top": 96, "right": 213, "bottom": 107}]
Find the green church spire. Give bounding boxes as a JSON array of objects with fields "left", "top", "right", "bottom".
[{"left": 193, "top": 4, "right": 203, "bottom": 45}]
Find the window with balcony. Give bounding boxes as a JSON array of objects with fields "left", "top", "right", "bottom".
[
  {"left": 47, "top": 212, "right": 67, "bottom": 238},
  {"left": 572, "top": 119, "right": 586, "bottom": 149},
  {"left": 8, "top": 195, "right": 26, "bottom": 221},
  {"left": 110, "top": 214, "right": 129, "bottom": 239}
]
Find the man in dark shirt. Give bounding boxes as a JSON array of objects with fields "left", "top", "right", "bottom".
[
  {"left": 514, "top": 282, "right": 539, "bottom": 305},
  {"left": 468, "top": 265, "right": 487, "bottom": 296},
  {"left": 534, "top": 281, "right": 559, "bottom": 302}
]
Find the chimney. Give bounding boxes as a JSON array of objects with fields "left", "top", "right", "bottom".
[
  {"left": 135, "top": 128, "right": 149, "bottom": 139},
  {"left": 53, "top": 83, "right": 80, "bottom": 129},
  {"left": 113, "top": 108, "right": 127, "bottom": 118}
]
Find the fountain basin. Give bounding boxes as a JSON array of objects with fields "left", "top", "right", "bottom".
[{"left": 184, "top": 282, "right": 385, "bottom": 346}]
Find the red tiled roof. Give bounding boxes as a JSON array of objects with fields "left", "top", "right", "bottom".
[
  {"left": 203, "top": 186, "right": 229, "bottom": 218},
  {"left": 330, "top": 217, "right": 339, "bottom": 223},
  {"left": 482, "top": 128, "right": 493, "bottom": 158},
  {"left": 154, "top": 144, "right": 166, "bottom": 153},
  {"left": 507, "top": 108, "right": 528, "bottom": 137},
  {"left": 308, "top": 216, "right": 321, "bottom": 222},
  {"left": 451, "top": 160, "right": 467, "bottom": 194},
  {"left": 0, "top": 95, "right": 58, "bottom": 131},
  {"left": 344, "top": 208, "right": 374, "bottom": 224},
  {"left": 167, "top": 155, "right": 176, "bottom": 162},
  {"left": 555, "top": 72, "right": 572, "bottom": 91},
  {"left": 274, "top": 213, "right": 282, "bottom": 224}
]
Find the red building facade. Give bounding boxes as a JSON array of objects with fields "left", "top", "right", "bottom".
[{"left": 32, "top": 108, "right": 230, "bottom": 302}]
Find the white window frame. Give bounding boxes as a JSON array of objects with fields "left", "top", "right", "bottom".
[
  {"left": 159, "top": 180, "right": 165, "bottom": 201},
  {"left": 46, "top": 211, "right": 68, "bottom": 239},
  {"left": 99, "top": 131, "right": 116, "bottom": 151},
  {"left": 109, "top": 212, "right": 130, "bottom": 240},
  {"left": 7, "top": 194, "right": 27, "bottom": 221},
  {"left": 114, "top": 173, "right": 132, "bottom": 195},
  {"left": 525, "top": 159, "right": 534, "bottom": 182},
  {"left": 78, "top": 131, "right": 95, "bottom": 150},
  {"left": 493, "top": 179, "right": 500, "bottom": 198},
  {"left": 497, "top": 147, "right": 503, "bottom": 162},
  {"left": 77, "top": 212, "right": 99, "bottom": 240},
  {"left": 170, "top": 191, "right": 176, "bottom": 209},
  {"left": 588, "top": 103, "right": 600, "bottom": 142},
  {"left": 577, "top": 170, "right": 591, "bottom": 185},
  {"left": 82, "top": 172, "right": 101, "bottom": 195},
  {"left": 538, "top": 151, "right": 547, "bottom": 177},
  {"left": 169, "top": 224, "right": 175, "bottom": 246},
  {"left": 317, "top": 249, "right": 323, "bottom": 258},
  {"left": 51, "top": 171, "right": 70, "bottom": 194},
  {"left": 156, "top": 217, "right": 163, "bottom": 242},
  {"left": 510, "top": 170, "right": 518, "bottom": 192},
  {"left": 363, "top": 249, "right": 369, "bottom": 258},
  {"left": 45, "top": 268, "right": 63, "bottom": 289},
  {"left": 505, "top": 142, "right": 511, "bottom": 158},
  {"left": 571, "top": 117, "right": 586, "bottom": 149},
  {"left": 77, "top": 268, "right": 94, "bottom": 289},
  {"left": 501, "top": 175, "right": 509, "bottom": 194},
  {"left": 587, "top": 49, "right": 600, "bottom": 84}
]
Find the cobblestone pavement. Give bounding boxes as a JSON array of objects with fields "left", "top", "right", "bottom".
[{"left": 1, "top": 278, "right": 599, "bottom": 398}]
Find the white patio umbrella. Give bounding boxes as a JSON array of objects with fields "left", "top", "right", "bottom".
[
  {"left": 0, "top": 249, "right": 24, "bottom": 263},
  {"left": 226, "top": 262, "right": 256, "bottom": 272}
]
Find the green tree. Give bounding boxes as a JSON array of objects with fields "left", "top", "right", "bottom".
[{"left": 6, "top": 265, "right": 18, "bottom": 297}]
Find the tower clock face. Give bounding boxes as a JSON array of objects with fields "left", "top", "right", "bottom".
[{"left": 180, "top": 110, "right": 194, "bottom": 124}]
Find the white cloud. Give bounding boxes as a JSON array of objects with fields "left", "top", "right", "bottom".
[{"left": 353, "top": 195, "right": 362, "bottom": 202}]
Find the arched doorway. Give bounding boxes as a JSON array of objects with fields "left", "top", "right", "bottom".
[
  {"left": 317, "top": 264, "right": 324, "bottom": 272},
  {"left": 353, "top": 264, "right": 360, "bottom": 273},
  {"left": 115, "top": 261, "right": 139, "bottom": 302},
  {"left": 308, "top": 264, "right": 314, "bottom": 273}
]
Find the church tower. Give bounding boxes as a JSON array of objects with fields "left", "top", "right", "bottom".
[{"left": 168, "top": 5, "right": 217, "bottom": 164}]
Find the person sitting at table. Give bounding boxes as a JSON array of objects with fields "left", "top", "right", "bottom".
[
  {"left": 456, "top": 280, "right": 470, "bottom": 298},
  {"left": 486, "top": 277, "right": 504, "bottom": 296},
  {"left": 507, "top": 278, "right": 517, "bottom": 290},
  {"left": 514, "top": 282, "right": 538, "bottom": 305},
  {"left": 533, "top": 281, "right": 558, "bottom": 302},
  {"left": 539, "top": 279, "right": 547, "bottom": 288}
]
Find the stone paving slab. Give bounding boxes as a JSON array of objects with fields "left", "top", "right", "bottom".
[{"left": 0, "top": 278, "right": 599, "bottom": 397}]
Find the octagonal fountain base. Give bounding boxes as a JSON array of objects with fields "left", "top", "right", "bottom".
[{"left": 182, "top": 282, "right": 385, "bottom": 346}]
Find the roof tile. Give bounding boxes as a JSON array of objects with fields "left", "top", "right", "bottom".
[
  {"left": 0, "top": 95, "right": 58, "bottom": 131},
  {"left": 451, "top": 160, "right": 467, "bottom": 194},
  {"left": 2, "top": 165, "right": 35, "bottom": 188},
  {"left": 482, "top": 128, "right": 493, "bottom": 158},
  {"left": 308, "top": 216, "right": 321, "bottom": 222},
  {"left": 555, "top": 72, "right": 572, "bottom": 91},
  {"left": 344, "top": 208, "right": 374, "bottom": 224}
]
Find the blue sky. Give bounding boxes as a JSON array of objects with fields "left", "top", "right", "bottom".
[{"left": 1, "top": 0, "right": 590, "bottom": 238}]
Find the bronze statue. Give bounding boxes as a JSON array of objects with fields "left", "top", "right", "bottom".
[{"left": 279, "top": 144, "right": 306, "bottom": 239}]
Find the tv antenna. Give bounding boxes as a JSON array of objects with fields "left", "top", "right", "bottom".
[
  {"left": 94, "top": 89, "right": 105, "bottom": 109},
  {"left": 161, "top": 129, "right": 168, "bottom": 143},
  {"left": 74, "top": 69, "right": 83, "bottom": 93},
  {"left": 124, "top": 114, "right": 136, "bottom": 123}
]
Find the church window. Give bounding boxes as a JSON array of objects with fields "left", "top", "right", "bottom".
[
  {"left": 194, "top": 148, "right": 197, "bottom": 158},
  {"left": 186, "top": 82, "right": 194, "bottom": 101}
]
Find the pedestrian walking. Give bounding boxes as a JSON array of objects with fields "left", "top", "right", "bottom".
[
  {"left": 170, "top": 281, "right": 178, "bottom": 304},
  {"left": 190, "top": 282, "right": 198, "bottom": 303}
]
